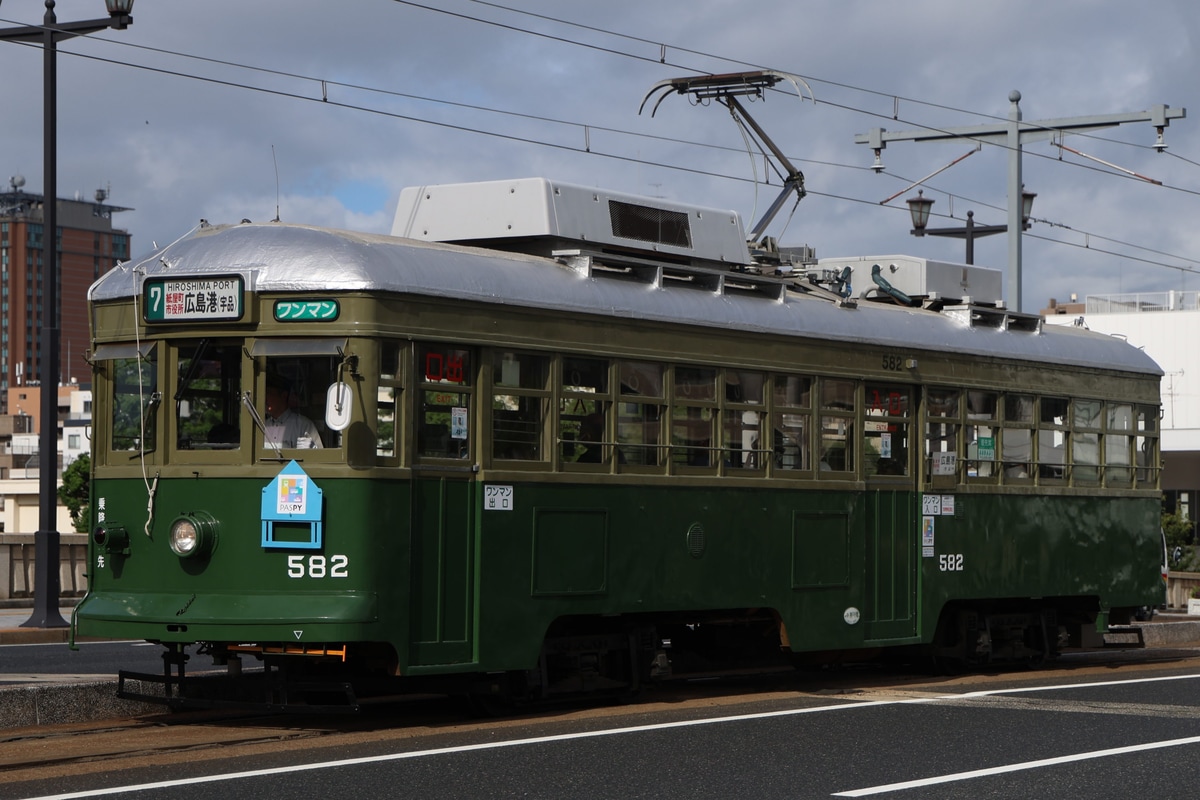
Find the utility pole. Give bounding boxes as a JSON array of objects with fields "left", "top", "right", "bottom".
[{"left": 856, "top": 92, "right": 1184, "bottom": 312}]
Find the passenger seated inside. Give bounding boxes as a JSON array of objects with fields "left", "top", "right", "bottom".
[
  {"left": 576, "top": 412, "right": 625, "bottom": 464},
  {"left": 576, "top": 413, "right": 606, "bottom": 463},
  {"left": 264, "top": 374, "right": 323, "bottom": 449}
]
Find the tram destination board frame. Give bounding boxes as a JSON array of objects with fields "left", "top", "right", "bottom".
[{"left": 143, "top": 275, "right": 245, "bottom": 323}]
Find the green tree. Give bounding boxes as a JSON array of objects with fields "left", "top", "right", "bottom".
[
  {"left": 1163, "top": 509, "right": 1197, "bottom": 571},
  {"left": 58, "top": 454, "right": 91, "bottom": 533}
]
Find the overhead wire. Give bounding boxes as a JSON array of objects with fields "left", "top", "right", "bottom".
[
  {"left": 2, "top": 6, "right": 1197, "bottom": 275},
  {"left": 406, "top": 1, "right": 1200, "bottom": 273}
]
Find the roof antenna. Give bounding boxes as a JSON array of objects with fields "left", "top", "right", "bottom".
[{"left": 271, "top": 144, "right": 281, "bottom": 222}]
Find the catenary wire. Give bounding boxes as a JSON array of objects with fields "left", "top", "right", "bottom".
[{"left": 1, "top": 10, "right": 1197, "bottom": 275}]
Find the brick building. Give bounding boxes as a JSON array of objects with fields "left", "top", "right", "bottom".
[{"left": 0, "top": 177, "right": 131, "bottom": 413}]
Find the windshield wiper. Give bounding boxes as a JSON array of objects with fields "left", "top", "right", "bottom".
[
  {"left": 174, "top": 338, "right": 210, "bottom": 404},
  {"left": 242, "top": 391, "right": 283, "bottom": 459},
  {"left": 127, "top": 391, "right": 162, "bottom": 459}
]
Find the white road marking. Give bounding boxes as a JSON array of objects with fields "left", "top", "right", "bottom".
[
  {"left": 21, "top": 672, "right": 1200, "bottom": 800},
  {"left": 833, "top": 735, "right": 1200, "bottom": 796}
]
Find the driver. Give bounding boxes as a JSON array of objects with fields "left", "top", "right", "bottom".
[{"left": 264, "top": 374, "right": 323, "bottom": 448}]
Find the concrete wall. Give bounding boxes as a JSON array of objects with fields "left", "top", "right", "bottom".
[
  {"left": 0, "top": 533, "right": 87, "bottom": 602},
  {"left": 1167, "top": 571, "right": 1200, "bottom": 610}
]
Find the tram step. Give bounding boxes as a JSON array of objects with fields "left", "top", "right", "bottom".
[{"left": 1102, "top": 625, "right": 1145, "bottom": 648}]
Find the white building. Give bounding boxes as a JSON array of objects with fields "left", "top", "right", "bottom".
[
  {"left": 0, "top": 383, "right": 91, "bottom": 533},
  {"left": 63, "top": 388, "right": 92, "bottom": 468},
  {"left": 1044, "top": 291, "right": 1199, "bottom": 518}
]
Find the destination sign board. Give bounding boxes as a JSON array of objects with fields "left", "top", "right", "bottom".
[{"left": 144, "top": 275, "right": 244, "bottom": 322}]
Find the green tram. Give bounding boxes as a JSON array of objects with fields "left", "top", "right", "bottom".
[{"left": 75, "top": 178, "right": 1164, "bottom": 706}]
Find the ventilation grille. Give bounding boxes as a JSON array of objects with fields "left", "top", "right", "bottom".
[{"left": 609, "top": 200, "right": 691, "bottom": 249}]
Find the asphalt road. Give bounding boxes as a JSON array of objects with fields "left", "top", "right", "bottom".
[{"left": 6, "top": 653, "right": 1200, "bottom": 799}]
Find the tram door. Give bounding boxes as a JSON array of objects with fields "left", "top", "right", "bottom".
[
  {"left": 862, "top": 383, "right": 918, "bottom": 641},
  {"left": 408, "top": 346, "right": 476, "bottom": 667}
]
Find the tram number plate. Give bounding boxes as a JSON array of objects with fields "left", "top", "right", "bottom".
[
  {"left": 484, "top": 485, "right": 513, "bottom": 511},
  {"left": 938, "top": 554, "right": 964, "bottom": 572},
  {"left": 287, "top": 554, "right": 349, "bottom": 579}
]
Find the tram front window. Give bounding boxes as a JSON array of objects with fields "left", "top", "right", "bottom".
[
  {"left": 261, "top": 355, "right": 339, "bottom": 450},
  {"left": 176, "top": 340, "right": 242, "bottom": 449},
  {"left": 110, "top": 348, "right": 159, "bottom": 453}
]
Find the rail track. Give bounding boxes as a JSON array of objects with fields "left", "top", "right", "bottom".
[{"left": 4, "top": 645, "right": 1200, "bottom": 796}]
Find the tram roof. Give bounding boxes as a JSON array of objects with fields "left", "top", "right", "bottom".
[{"left": 91, "top": 221, "right": 1162, "bottom": 378}]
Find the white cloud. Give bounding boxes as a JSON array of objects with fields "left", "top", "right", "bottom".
[{"left": 1, "top": 0, "right": 1197, "bottom": 309}]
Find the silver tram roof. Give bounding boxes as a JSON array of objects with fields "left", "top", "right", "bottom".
[{"left": 91, "top": 213, "right": 1161, "bottom": 381}]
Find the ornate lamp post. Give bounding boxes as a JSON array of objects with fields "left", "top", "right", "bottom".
[
  {"left": 0, "top": 0, "right": 135, "bottom": 628},
  {"left": 906, "top": 189, "right": 1036, "bottom": 266}
]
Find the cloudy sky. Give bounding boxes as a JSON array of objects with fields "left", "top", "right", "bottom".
[{"left": 2, "top": 0, "right": 1197, "bottom": 313}]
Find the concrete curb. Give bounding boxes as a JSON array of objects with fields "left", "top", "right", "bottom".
[
  {"left": 0, "top": 681, "right": 163, "bottom": 729},
  {"left": 1138, "top": 619, "right": 1200, "bottom": 647}
]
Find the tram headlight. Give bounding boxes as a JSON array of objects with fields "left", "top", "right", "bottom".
[{"left": 168, "top": 512, "right": 218, "bottom": 559}]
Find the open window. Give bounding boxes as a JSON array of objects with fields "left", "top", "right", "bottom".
[{"left": 250, "top": 338, "right": 347, "bottom": 451}]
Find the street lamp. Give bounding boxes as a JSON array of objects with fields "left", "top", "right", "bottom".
[
  {"left": 0, "top": 0, "right": 135, "bottom": 628},
  {"left": 906, "top": 189, "right": 1036, "bottom": 266}
]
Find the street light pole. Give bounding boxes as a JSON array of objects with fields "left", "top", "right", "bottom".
[
  {"left": 0, "top": 0, "right": 134, "bottom": 628},
  {"left": 856, "top": 93, "right": 1185, "bottom": 312},
  {"left": 1006, "top": 91, "right": 1023, "bottom": 312}
]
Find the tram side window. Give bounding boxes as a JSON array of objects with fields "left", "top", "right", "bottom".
[
  {"left": 110, "top": 349, "right": 158, "bottom": 452},
  {"left": 724, "top": 369, "right": 764, "bottom": 471},
  {"left": 966, "top": 390, "right": 998, "bottom": 480},
  {"left": 1037, "top": 396, "right": 1068, "bottom": 481},
  {"left": 926, "top": 387, "right": 960, "bottom": 485},
  {"left": 1072, "top": 398, "right": 1102, "bottom": 485},
  {"left": 492, "top": 351, "right": 548, "bottom": 461},
  {"left": 377, "top": 341, "right": 402, "bottom": 460},
  {"left": 176, "top": 341, "right": 242, "bottom": 450},
  {"left": 864, "top": 383, "right": 910, "bottom": 477},
  {"left": 1104, "top": 402, "right": 1133, "bottom": 487},
  {"left": 772, "top": 374, "right": 811, "bottom": 473},
  {"left": 263, "top": 355, "right": 338, "bottom": 449},
  {"left": 417, "top": 345, "right": 472, "bottom": 460},
  {"left": 819, "top": 379, "right": 856, "bottom": 473},
  {"left": 1136, "top": 405, "right": 1159, "bottom": 486},
  {"left": 671, "top": 366, "right": 716, "bottom": 469},
  {"left": 1002, "top": 394, "right": 1034, "bottom": 480},
  {"left": 561, "top": 356, "right": 612, "bottom": 466},
  {"left": 618, "top": 361, "right": 664, "bottom": 467}
]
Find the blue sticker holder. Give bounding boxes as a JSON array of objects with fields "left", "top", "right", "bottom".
[{"left": 261, "top": 460, "right": 324, "bottom": 549}]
